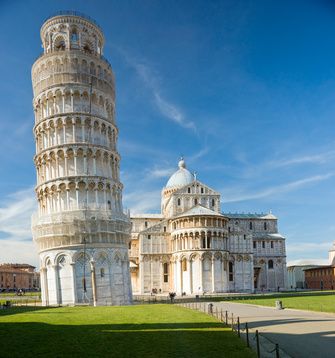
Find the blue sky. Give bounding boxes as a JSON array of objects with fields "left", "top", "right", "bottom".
[{"left": 1, "top": 0, "right": 335, "bottom": 267}]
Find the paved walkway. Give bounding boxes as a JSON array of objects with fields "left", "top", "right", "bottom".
[{"left": 211, "top": 302, "right": 335, "bottom": 358}]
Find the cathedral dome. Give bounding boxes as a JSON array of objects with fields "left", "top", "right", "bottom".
[{"left": 165, "top": 158, "right": 194, "bottom": 188}]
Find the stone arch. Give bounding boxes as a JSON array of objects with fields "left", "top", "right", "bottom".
[
  {"left": 53, "top": 35, "right": 66, "bottom": 51},
  {"left": 112, "top": 250, "right": 122, "bottom": 264},
  {"left": 74, "top": 251, "right": 92, "bottom": 304}
]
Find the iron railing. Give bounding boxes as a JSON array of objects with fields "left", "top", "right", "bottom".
[{"left": 43, "top": 11, "right": 103, "bottom": 33}]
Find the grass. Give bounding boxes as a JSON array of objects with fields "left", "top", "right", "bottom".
[
  {"left": 234, "top": 293, "right": 335, "bottom": 313},
  {"left": 0, "top": 304, "right": 255, "bottom": 358},
  {"left": 0, "top": 292, "right": 40, "bottom": 297},
  {"left": 0, "top": 292, "right": 41, "bottom": 306}
]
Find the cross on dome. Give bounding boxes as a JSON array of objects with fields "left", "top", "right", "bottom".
[{"left": 178, "top": 157, "right": 186, "bottom": 169}]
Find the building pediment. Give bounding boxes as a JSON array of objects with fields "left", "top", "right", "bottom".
[
  {"left": 173, "top": 204, "right": 224, "bottom": 219},
  {"left": 139, "top": 219, "right": 169, "bottom": 234},
  {"left": 172, "top": 180, "right": 220, "bottom": 196}
]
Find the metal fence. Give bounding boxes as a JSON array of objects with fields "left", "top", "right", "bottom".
[{"left": 178, "top": 302, "right": 291, "bottom": 358}]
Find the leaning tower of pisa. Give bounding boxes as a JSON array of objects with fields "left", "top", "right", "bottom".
[{"left": 31, "top": 12, "right": 132, "bottom": 306}]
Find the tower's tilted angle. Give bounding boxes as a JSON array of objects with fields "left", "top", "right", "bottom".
[{"left": 31, "top": 12, "right": 132, "bottom": 306}]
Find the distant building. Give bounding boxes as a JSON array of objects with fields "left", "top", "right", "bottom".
[
  {"left": 129, "top": 158, "right": 287, "bottom": 295},
  {"left": 304, "top": 266, "right": 335, "bottom": 290},
  {"left": 0, "top": 264, "right": 40, "bottom": 290},
  {"left": 287, "top": 265, "right": 321, "bottom": 289}
]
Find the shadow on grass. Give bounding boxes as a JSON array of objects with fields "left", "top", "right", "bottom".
[
  {"left": 0, "top": 306, "right": 51, "bottom": 316},
  {"left": 0, "top": 320, "right": 255, "bottom": 358}
]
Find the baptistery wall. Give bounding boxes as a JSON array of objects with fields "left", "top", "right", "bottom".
[{"left": 31, "top": 12, "right": 132, "bottom": 306}]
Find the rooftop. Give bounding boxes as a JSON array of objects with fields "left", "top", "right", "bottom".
[
  {"left": 165, "top": 158, "right": 194, "bottom": 189},
  {"left": 43, "top": 11, "right": 102, "bottom": 32},
  {"left": 222, "top": 212, "right": 277, "bottom": 219},
  {"left": 175, "top": 205, "right": 224, "bottom": 219},
  {"left": 131, "top": 214, "right": 163, "bottom": 219}
]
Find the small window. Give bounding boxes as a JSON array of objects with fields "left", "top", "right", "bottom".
[
  {"left": 228, "top": 227, "right": 231, "bottom": 233},
  {"left": 264, "top": 222, "right": 267, "bottom": 230},
  {"left": 71, "top": 30, "right": 78, "bottom": 42},
  {"left": 243, "top": 234, "right": 246, "bottom": 240},
  {"left": 148, "top": 235, "right": 151, "bottom": 240},
  {"left": 249, "top": 221, "right": 252, "bottom": 230},
  {"left": 229, "top": 262, "right": 234, "bottom": 281},
  {"left": 211, "top": 198, "right": 215, "bottom": 207},
  {"left": 163, "top": 263, "right": 169, "bottom": 283},
  {"left": 253, "top": 241, "right": 256, "bottom": 249},
  {"left": 100, "top": 268, "right": 105, "bottom": 278},
  {"left": 262, "top": 241, "right": 265, "bottom": 248},
  {"left": 268, "top": 260, "right": 274, "bottom": 269},
  {"left": 82, "top": 278, "right": 86, "bottom": 290},
  {"left": 202, "top": 237, "right": 206, "bottom": 249},
  {"left": 182, "top": 259, "right": 187, "bottom": 271},
  {"left": 55, "top": 38, "right": 66, "bottom": 51},
  {"left": 271, "top": 241, "right": 274, "bottom": 248},
  {"left": 163, "top": 226, "right": 166, "bottom": 232},
  {"left": 201, "top": 187, "right": 204, "bottom": 194},
  {"left": 128, "top": 242, "right": 131, "bottom": 249},
  {"left": 207, "top": 237, "right": 211, "bottom": 248},
  {"left": 83, "top": 43, "right": 93, "bottom": 53},
  {"left": 145, "top": 221, "right": 148, "bottom": 228},
  {"left": 177, "top": 198, "right": 181, "bottom": 206},
  {"left": 188, "top": 187, "right": 191, "bottom": 193},
  {"left": 107, "top": 200, "right": 111, "bottom": 210},
  {"left": 194, "top": 198, "right": 198, "bottom": 205}
]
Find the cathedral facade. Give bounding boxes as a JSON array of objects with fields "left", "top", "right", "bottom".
[{"left": 129, "top": 159, "right": 287, "bottom": 295}]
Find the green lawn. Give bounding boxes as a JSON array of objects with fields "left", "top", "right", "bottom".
[
  {"left": 0, "top": 304, "right": 255, "bottom": 358},
  {"left": 234, "top": 293, "right": 335, "bottom": 313}
]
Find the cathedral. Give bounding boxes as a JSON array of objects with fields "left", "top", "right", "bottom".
[{"left": 129, "top": 159, "right": 287, "bottom": 295}]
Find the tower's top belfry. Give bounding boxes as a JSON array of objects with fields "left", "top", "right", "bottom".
[{"left": 40, "top": 11, "right": 104, "bottom": 56}]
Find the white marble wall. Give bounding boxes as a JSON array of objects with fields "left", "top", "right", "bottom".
[{"left": 40, "top": 248, "right": 132, "bottom": 306}]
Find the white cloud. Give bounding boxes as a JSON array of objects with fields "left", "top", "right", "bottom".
[
  {"left": 153, "top": 93, "right": 196, "bottom": 130},
  {"left": 188, "top": 147, "right": 209, "bottom": 163},
  {"left": 120, "top": 49, "right": 196, "bottom": 131},
  {"left": 149, "top": 167, "right": 175, "bottom": 179},
  {"left": 287, "top": 258, "right": 329, "bottom": 266},
  {"left": 269, "top": 150, "right": 335, "bottom": 168},
  {"left": 124, "top": 189, "right": 161, "bottom": 213},
  {"left": 0, "top": 187, "right": 36, "bottom": 238},
  {"left": 0, "top": 240, "right": 38, "bottom": 267},
  {"left": 287, "top": 241, "right": 333, "bottom": 254},
  {"left": 223, "top": 173, "right": 335, "bottom": 203},
  {"left": 0, "top": 187, "right": 38, "bottom": 266}
]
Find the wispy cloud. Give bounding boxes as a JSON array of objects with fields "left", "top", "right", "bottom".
[
  {"left": 188, "top": 147, "right": 209, "bottom": 163},
  {"left": 153, "top": 93, "right": 196, "bottom": 130},
  {"left": 268, "top": 150, "right": 335, "bottom": 168},
  {"left": 149, "top": 167, "right": 175, "bottom": 179},
  {"left": 123, "top": 189, "right": 161, "bottom": 213},
  {"left": 287, "top": 258, "right": 329, "bottom": 266},
  {"left": 223, "top": 173, "right": 335, "bottom": 203},
  {"left": 287, "top": 241, "right": 333, "bottom": 254},
  {"left": 0, "top": 187, "right": 36, "bottom": 238},
  {"left": 0, "top": 187, "right": 38, "bottom": 265},
  {"left": 119, "top": 49, "right": 196, "bottom": 131}
]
